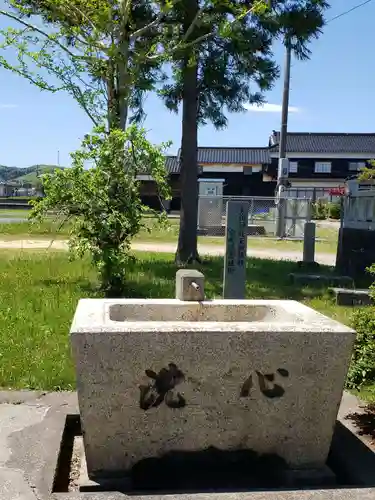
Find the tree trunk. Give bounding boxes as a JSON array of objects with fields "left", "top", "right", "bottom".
[
  {"left": 175, "top": 57, "right": 199, "bottom": 265},
  {"left": 175, "top": 0, "right": 200, "bottom": 266},
  {"left": 118, "top": 38, "right": 129, "bottom": 131}
]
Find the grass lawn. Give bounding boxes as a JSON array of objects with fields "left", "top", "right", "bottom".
[
  {"left": 0, "top": 249, "right": 367, "bottom": 396},
  {"left": 0, "top": 209, "right": 31, "bottom": 218},
  {"left": 0, "top": 216, "right": 339, "bottom": 254}
]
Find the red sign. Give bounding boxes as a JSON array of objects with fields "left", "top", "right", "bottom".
[{"left": 328, "top": 186, "right": 346, "bottom": 196}]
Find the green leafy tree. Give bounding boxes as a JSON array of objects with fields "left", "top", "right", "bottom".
[
  {"left": 1, "top": 0, "right": 176, "bottom": 295},
  {"left": 160, "top": 0, "right": 329, "bottom": 264},
  {"left": 359, "top": 160, "right": 375, "bottom": 181},
  {"left": 0, "top": 0, "right": 171, "bottom": 129},
  {"left": 31, "top": 126, "right": 170, "bottom": 296},
  {"left": 0, "top": 0, "right": 266, "bottom": 130},
  {"left": 0, "top": 0, "right": 271, "bottom": 281}
]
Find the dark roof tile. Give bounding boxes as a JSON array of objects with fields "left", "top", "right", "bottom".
[
  {"left": 165, "top": 155, "right": 179, "bottom": 174},
  {"left": 166, "top": 147, "right": 271, "bottom": 174},
  {"left": 175, "top": 147, "right": 270, "bottom": 165},
  {"left": 197, "top": 147, "right": 270, "bottom": 164},
  {"left": 270, "top": 131, "right": 375, "bottom": 154}
]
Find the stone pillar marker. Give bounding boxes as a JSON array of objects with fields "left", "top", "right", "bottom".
[
  {"left": 303, "top": 221, "right": 316, "bottom": 264},
  {"left": 223, "top": 201, "right": 249, "bottom": 299}
]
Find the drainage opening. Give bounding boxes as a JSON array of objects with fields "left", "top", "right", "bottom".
[{"left": 52, "top": 414, "right": 82, "bottom": 493}]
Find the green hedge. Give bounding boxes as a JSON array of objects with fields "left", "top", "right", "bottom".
[
  {"left": 328, "top": 201, "right": 341, "bottom": 220},
  {"left": 311, "top": 200, "right": 341, "bottom": 220},
  {"left": 347, "top": 306, "right": 375, "bottom": 389},
  {"left": 312, "top": 199, "right": 328, "bottom": 220},
  {"left": 347, "top": 265, "right": 375, "bottom": 390}
]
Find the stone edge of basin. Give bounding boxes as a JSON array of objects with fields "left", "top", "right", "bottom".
[
  {"left": 1, "top": 392, "right": 375, "bottom": 500},
  {"left": 70, "top": 299, "right": 355, "bottom": 335}
]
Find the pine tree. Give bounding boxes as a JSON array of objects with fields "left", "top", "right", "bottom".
[{"left": 160, "top": 0, "right": 329, "bottom": 264}]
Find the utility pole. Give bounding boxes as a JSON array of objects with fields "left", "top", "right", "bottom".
[
  {"left": 57, "top": 150, "right": 60, "bottom": 167},
  {"left": 279, "top": 43, "right": 291, "bottom": 161},
  {"left": 276, "top": 40, "right": 292, "bottom": 238}
]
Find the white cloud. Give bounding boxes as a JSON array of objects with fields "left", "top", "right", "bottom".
[
  {"left": 0, "top": 104, "right": 18, "bottom": 109},
  {"left": 245, "top": 103, "right": 300, "bottom": 113}
]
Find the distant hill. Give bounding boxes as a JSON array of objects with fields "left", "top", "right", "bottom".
[{"left": 0, "top": 165, "right": 63, "bottom": 185}]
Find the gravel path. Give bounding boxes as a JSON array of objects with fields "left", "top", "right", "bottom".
[{"left": 0, "top": 239, "right": 336, "bottom": 266}]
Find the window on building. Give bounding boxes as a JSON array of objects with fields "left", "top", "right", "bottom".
[
  {"left": 349, "top": 161, "right": 366, "bottom": 171},
  {"left": 314, "top": 162, "right": 332, "bottom": 174},
  {"left": 289, "top": 161, "right": 298, "bottom": 173}
]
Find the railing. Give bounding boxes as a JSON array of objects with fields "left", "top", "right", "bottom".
[
  {"left": 284, "top": 186, "right": 344, "bottom": 202},
  {"left": 198, "top": 195, "right": 311, "bottom": 238}
]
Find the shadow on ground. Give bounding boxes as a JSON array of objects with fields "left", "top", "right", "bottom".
[
  {"left": 347, "top": 404, "right": 375, "bottom": 445},
  {"left": 123, "top": 256, "right": 336, "bottom": 301},
  {"left": 37, "top": 255, "right": 353, "bottom": 302}
]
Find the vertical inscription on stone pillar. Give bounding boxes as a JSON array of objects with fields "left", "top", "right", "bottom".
[{"left": 223, "top": 201, "right": 249, "bottom": 299}]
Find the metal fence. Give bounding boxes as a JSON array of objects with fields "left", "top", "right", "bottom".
[
  {"left": 284, "top": 186, "right": 343, "bottom": 202},
  {"left": 198, "top": 195, "right": 311, "bottom": 238}
]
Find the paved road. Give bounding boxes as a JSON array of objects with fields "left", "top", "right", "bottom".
[
  {"left": 0, "top": 218, "right": 27, "bottom": 223},
  {"left": 0, "top": 239, "right": 336, "bottom": 266}
]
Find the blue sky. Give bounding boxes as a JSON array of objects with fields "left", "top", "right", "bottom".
[{"left": 0, "top": 1, "right": 374, "bottom": 167}]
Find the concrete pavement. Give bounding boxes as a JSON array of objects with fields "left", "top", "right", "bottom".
[
  {"left": 0, "top": 239, "right": 337, "bottom": 266},
  {"left": 0, "top": 391, "right": 373, "bottom": 499}
]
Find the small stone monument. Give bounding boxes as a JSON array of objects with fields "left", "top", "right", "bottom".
[
  {"left": 297, "top": 221, "right": 319, "bottom": 269},
  {"left": 303, "top": 221, "right": 316, "bottom": 264},
  {"left": 223, "top": 201, "right": 249, "bottom": 299}
]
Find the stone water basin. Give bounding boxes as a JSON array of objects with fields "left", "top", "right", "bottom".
[
  {"left": 108, "top": 300, "right": 292, "bottom": 323},
  {"left": 71, "top": 299, "right": 355, "bottom": 480}
]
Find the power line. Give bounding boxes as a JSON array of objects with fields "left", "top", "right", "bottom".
[
  {"left": 289, "top": 0, "right": 374, "bottom": 68},
  {"left": 327, "top": 0, "right": 374, "bottom": 24}
]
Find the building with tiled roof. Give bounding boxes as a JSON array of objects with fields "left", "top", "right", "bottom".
[
  {"left": 140, "top": 131, "right": 375, "bottom": 210},
  {"left": 267, "top": 131, "right": 375, "bottom": 198},
  {"left": 269, "top": 131, "right": 375, "bottom": 154}
]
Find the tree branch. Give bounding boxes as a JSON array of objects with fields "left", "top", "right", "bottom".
[
  {"left": 65, "top": 2, "right": 98, "bottom": 33},
  {"left": 130, "top": 10, "right": 165, "bottom": 40},
  {"left": 0, "top": 53, "right": 62, "bottom": 91},
  {"left": 182, "top": 7, "right": 203, "bottom": 43},
  {"left": 147, "top": 2, "right": 262, "bottom": 60},
  {"left": 147, "top": 31, "right": 214, "bottom": 60},
  {"left": 71, "top": 86, "right": 101, "bottom": 126},
  {"left": 119, "top": 0, "right": 132, "bottom": 31},
  {"left": 0, "top": 9, "right": 93, "bottom": 61}
]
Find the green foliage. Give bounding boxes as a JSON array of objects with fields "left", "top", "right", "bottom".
[
  {"left": 312, "top": 199, "right": 328, "bottom": 220},
  {"left": 160, "top": 0, "right": 328, "bottom": 128},
  {"left": 358, "top": 160, "right": 375, "bottom": 181},
  {"left": 160, "top": 0, "right": 328, "bottom": 262},
  {"left": 312, "top": 200, "right": 342, "bottom": 220},
  {"left": 327, "top": 201, "right": 341, "bottom": 220},
  {"left": 369, "top": 264, "right": 375, "bottom": 302},
  {"left": 347, "top": 306, "right": 375, "bottom": 390},
  {"left": 30, "top": 126, "right": 171, "bottom": 296},
  {"left": 0, "top": 0, "right": 269, "bottom": 130},
  {"left": 312, "top": 199, "right": 341, "bottom": 220},
  {"left": 347, "top": 265, "right": 375, "bottom": 390},
  {"left": 0, "top": 0, "right": 182, "bottom": 129}
]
